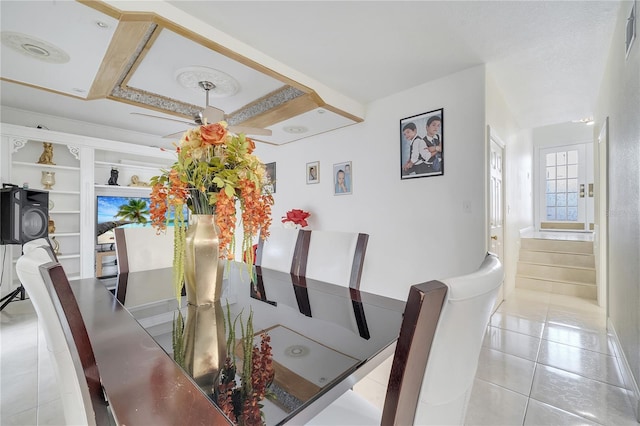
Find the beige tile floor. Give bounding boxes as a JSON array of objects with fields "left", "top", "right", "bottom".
[
  {"left": 353, "top": 288, "right": 639, "bottom": 425},
  {"left": 1, "top": 289, "right": 638, "bottom": 425}
]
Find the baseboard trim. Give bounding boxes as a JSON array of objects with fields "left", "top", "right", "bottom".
[{"left": 608, "top": 318, "right": 640, "bottom": 421}]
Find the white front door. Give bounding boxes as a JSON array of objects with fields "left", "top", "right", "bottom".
[
  {"left": 538, "top": 143, "right": 594, "bottom": 231},
  {"left": 488, "top": 127, "right": 505, "bottom": 307},
  {"left": 489, "top": 138, "right": 504, "bottom": 260}
]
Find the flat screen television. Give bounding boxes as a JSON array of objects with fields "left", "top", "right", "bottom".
[{"left": 96, "top": 195, "right": 187, "bottom": 244}]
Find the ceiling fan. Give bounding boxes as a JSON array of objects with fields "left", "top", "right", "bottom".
[{"left": 132, "top": 81, "right": 272, "bottom": 139}]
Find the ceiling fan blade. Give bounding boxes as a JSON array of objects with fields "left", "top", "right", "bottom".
[
  {"left": 162, "top": 130, "right": 187, "bottom": 139},
  {"left": 202, "top": 106, "right": 225, "bottom": 123},
  {"left": 131, "top": 112, "right": 194, "bottom": 126},
  {"left": 228, "top": 125, "right": 273, "bottom": 137}
]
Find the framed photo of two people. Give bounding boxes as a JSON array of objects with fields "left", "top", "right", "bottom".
[{"left": 400, "top": 108, "right": 444, "bottom": 179}]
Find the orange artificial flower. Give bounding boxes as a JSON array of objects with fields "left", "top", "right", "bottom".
[
  {"left": 200, "top": 122, "right": 228, "bottom": 145},
  {"left": 246, "top": 137, "right": 256, "bottom": 154}
]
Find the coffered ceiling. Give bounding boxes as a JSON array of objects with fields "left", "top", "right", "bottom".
[
  {"left": 0, "top": 0, "right": 361, "bottom": 146},
  {"left": 0, "top": 1, "right": 622, "bottom": 147}
]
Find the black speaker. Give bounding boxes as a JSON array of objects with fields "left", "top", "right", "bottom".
[{"left": 0, "top": 185, "right": 49, "bottom": 245}]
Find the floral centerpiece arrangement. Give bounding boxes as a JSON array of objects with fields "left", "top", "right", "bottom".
[
  {"left": 281, "top": 208, "right": 311, "bottom": 229},
  {"left": 217, "top": 306, "right": 274, "bottom": 425},
  {"left": 149, "top": 121, "right": 275, "bottom": 387},
  {"left": 150, "top": 121, "right": 274, "bottom": 294}
]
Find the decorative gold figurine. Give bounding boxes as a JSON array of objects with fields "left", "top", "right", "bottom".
[
  {"left": 128, "top": 175, "right": 149, "bottom": 187},
  {"left": 48, "top": 218, "right": 56, "bottom": 234},
  {"left": 37, "top": 142, "right": 55, "bottom": 165}
]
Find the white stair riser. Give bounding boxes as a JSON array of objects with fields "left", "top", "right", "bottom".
[
  {"left": 517, "top": 262, "right": 595, "bottom": 285},
  {"left": 516, "top": 277, "right": 597, "bottom": 299},
  {"left": 519, "top": 249, "right": 595, "bottom": 268},
  {"left": 521, "top": 239, "right": 593, "bottom": 254}
]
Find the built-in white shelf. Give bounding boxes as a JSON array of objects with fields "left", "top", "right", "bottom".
[
  {"left": 47, "top": 189, "right": 81, "bottom": 195},
  {"left": 3, "top": 125, "right": 174, "bottom": 285},
  {"left": 57, "top": 254, "right": 80, "bottom": 260},
  {"left": 12, "top": 161, "right": 80, "bottom": 171},
  {"left": 50, "top": 232, "right": 81, "bottom": 237},
  {"left": 95, "top": 160, "right": 166, "bottom": 172},
  {"left": 94, "top": 184, "right": 153, "bottom": 191}
]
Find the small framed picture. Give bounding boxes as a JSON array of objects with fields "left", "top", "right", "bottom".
[
  {"left": 306, "top": 161, "right": 319, "bottom": 184},
  {"left": 333, "top": 161, "right": 352, "bottom": 195},
  {"left": 264, "top": 162, "right": 276, "bottom": 193},
  {"left": 400, "top": 108, "right": 444, "bottom": 179}
]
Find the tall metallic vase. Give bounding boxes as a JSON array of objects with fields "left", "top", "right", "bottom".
[{"left": 183, "top": 214, "right": 227, "bottom": 389}]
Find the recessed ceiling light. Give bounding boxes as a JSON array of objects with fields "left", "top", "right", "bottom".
[
  {"left": 95, "top": 21, "right": 110, "bottom": 29},
  {"left": 21, "top": 43, "right": 49, "bottom": 57},
  {"left": 1, "top": 31, "right": 69, "bottom": 64},
  {"left": 283, "top": 125, "right": 308, "bottom": 134},
  {"left": 72, "top": 88, "right": 86, "bottom": 94},
  {"left": 284, "top": 345, "right": 309, "bottom": 357},
  {"left": 317, "top": 109, "right": 326, "bottom": 114}
]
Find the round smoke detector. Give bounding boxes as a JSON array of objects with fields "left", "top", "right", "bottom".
[
  {"left": 1, "top": 31, "right": 70, "bottom": 64},
  {"left": 175, "top": 66, "right": 239, "bottom": 98}
]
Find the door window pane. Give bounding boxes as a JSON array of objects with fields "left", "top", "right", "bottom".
[
  {"left": 557, "top": 179, "right": 567, "bottom": 192},
  {"left": 557, "top": 165, "right": 567, "bottom": 178},
  {"left": 557, "top": 152, "right": 567, "bottom": 166},
  {"left": 546, "top": 194, "right": 556, "bottom": 206},
  {"left": 547, "top": 167, "right": 556, "bottom": 179},
  {"left": 557, "top": 208, "right": 567, "bottom": 220},
  {"left": 568, "top": 207, "right": 578, "bottom": 220},
  {"left": 546, "top": 153, "right": 556, "bottom": 166},
  {"left": 546, "top": 180, "right": 556, "bottom": 193},
  {"left": 557, "top": 193, "right": 567, "bottom": 206},
  {"left": 568, "top": 164, "right": 578, "bottom": 178},
  {"left": 546, "top": 207, "right": 556, "bottom": 220},
  {"left": 568, "top": 150, "right": 578, "bottom": 164},
  {"left": 568, "top": 193, "right": 578, "bottom": 206}
]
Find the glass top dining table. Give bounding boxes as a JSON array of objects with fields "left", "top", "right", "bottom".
[{"left": 71, "top": 262, "right": 405, "bottom": 425}]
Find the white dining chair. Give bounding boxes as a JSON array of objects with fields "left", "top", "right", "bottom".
[
  {"left": 307, "top": 253, "right": 503, "bottom": 425},
  {"left": 299, "top": 230, "right": 369, "bottom": 289},
  {"left": 113, "top": 226, "right": 175, "bottom": 304},
  {"left": 16, "top": 244, "right": 111, "bottom": 425},
  {"left": 253, "top": 228, "right": 306, "bottom": 306},
  {"left": 22, "top": 237, "right": 57, "bottom": 259},
  {"left": 114, "top": 226, "right": 175, "bottom": 274},
  {"left": 255, "top": 227, "right": 305, "bottom": 274}
]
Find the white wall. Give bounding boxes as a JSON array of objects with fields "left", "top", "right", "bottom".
[
  {"left": 532, "top": 121, "right": 595, "bottom": 148},
  {"left": 255, "top": 66, "right": 488, "bottom": 300},
  {"left": 485, "top": 73, "right": 533, "bottom": 298},
  {"left": 594, "top": 0, "right": 640, "bottom": 417}
]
